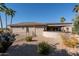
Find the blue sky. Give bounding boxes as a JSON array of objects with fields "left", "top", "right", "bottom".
[{"left": 0, "top": 3, "right": 76, "bottom": 27}]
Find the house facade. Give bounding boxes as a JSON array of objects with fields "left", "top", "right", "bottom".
[{"left": 9, "top": 22, "right": 72, "bottom": 37}]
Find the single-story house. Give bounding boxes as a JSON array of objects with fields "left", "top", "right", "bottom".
[{"left": 8, "top": 22, "right": 72, "bottom": 37}]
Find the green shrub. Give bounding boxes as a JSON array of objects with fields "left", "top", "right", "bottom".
[
  {"left": 37, "top": 42, "right": 50, "bottom": 55},
  {"left": 25, "top": 36, "right": 32, "bottom": 41}
]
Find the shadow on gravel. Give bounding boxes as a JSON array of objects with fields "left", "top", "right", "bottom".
[
  {"left": 6, "top": 43, "right": 71, "bottom": 56},
  {"left": 50, "top": 49, "right": 71, "bottom": 56},
  {"left": 7, "top": 43, "right": 38, "bottom": 56}
]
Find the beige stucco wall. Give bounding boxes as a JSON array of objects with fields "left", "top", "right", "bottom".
[
  {"left": 12, "top": 27, "right": 26, "bottom": 35},
  {"left": 11, "top": 26, "right": 44, "bottom": 37},
  {"left": 36, "top": 27, "right": 44, "bottom": 36},
  {"left": 43, "top": 31, "right": 61, "bottom": 38},
  {"left": 63, "top": 25, "right": 72, "bottom": 32},
  {"left": 9, "top": 24, "right": 72, "bottom": 37}
]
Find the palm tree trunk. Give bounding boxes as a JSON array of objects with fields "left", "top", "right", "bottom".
[
  {"left": 10, "top": 17, "right": 13, "bottom": 33},
  {"left": 5, "top": 13, "right": 7, "bottom": 30},
  {"left": 10, "top": 17, "right": 13, "bottom": 25},
  {"left": 0, "top": 15, "right": 3, "bottom": 29}
]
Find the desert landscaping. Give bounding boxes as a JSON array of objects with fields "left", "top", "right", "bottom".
[{"left": 0, "top": 32, "right": 77, "bottom": 56}]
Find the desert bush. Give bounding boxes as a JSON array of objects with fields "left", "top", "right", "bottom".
[
  {"left": 25, "top": 36, "right": 32, "bottom": 41},
  {"left": 0, "top": 29, "right": 3, "bottom": 33},
  {"left": 37, "top": 42, "right": 50, "bottom": 55},
  {"left": 63, "top": 39, "right": 76, "bottom": 48},
  {"left": 0, "top": 32, "right": 16, "bottom": 52},
  {"left": 1, "top": 41, "right": 12, "bottom": 49},
  {"left": 61, "top": 34, "right": 78, "bottom": 48},
  {"left": 0, "top": 43, "right": 6, "bottom": 53}
]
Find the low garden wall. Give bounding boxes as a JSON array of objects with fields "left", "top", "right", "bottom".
[{"left": 43, "top": 31, "right": 61, "bottom": 38}]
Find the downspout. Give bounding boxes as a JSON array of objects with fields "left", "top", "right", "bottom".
[
  {"left": 26, "top": 27, "right": 27, "bottom": 36},
  {"left": 35, "top": 26, "right": 36, "bottom": 37}
]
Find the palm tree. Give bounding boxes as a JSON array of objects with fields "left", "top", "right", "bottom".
[
  {"left": 0, "top": 3, "right": 16, "bottom": 32},
  {"left": 2, "top": 6, "right": 12, "bottom": 30},
  {"left": 60, "top": 17, "right": 66, "bottom": 32},
  {"left": 5, "top": 8, "right": 16, "bottom": 33},
  {"left": 60, "top": 17, "right": 66, "bottom": 23},
  {"left": 73, "top": 4, "right": 79, "bottom": 34},
  {"left": 0, "top": 3, "right": 8, "bottom": 30},
  {"left": 8, "top": 8, "right": 16, "bottom": 25},
  {"left": 0, "top": 3, "right": 5, "bottom": 30}
]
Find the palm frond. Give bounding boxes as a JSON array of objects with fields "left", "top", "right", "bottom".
[{"left": 73, "top": 4, "right": 79, "bottom": 13}]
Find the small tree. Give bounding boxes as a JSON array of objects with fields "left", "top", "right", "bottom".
[
  {"left": 72, "top": 16, "right": 79, "bottom": 34},
  {"left": 72, "top": 4, "right": 79, "bottom": 34}
]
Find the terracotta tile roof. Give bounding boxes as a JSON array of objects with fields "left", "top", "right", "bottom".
[
  {"left": 9, "top": 22, "right": 46, "bottom": 27},
  {"left": 9, "top": 22, "right": 72, "bottom": 27}
]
